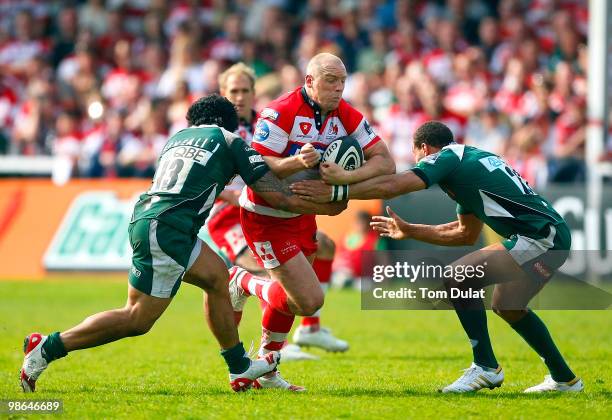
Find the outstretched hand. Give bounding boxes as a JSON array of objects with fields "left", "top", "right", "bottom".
[
  {"left": 370, "top": 206, "right": 409, "bottom": 240},
  {"left": 290, "top": 180, "right": 332, "bottom": 203}
]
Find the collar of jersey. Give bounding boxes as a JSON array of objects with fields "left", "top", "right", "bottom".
[
  {"left": 239, "top": 110, "right": 257, "bottom": 129},
  {"left": 300, "top": 86, "right": 324, "bottom": 131}
]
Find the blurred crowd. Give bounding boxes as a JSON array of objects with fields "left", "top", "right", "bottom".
[{"left": 0, "top": 0, "right": 601, "bottom": 187}]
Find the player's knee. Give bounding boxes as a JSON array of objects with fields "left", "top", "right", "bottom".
[
  {"left": 126, "top": 310, "right": 156, "bottom": 336},
  {"left": 299, "top": 292, "right": 324, "bottom": 316},
  {"left": 316, "top": 233, "right": 336, "bottom": 259},
  {"left": 492, "top": 307, "right": 527, "bottom": 323},
  {"left": 191, "top": 269, "right": 229, "bottom": 294}
]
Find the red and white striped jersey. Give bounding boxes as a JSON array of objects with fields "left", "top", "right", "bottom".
[{"left": 241, "top": 86, "right": 381, "bottom": 218}]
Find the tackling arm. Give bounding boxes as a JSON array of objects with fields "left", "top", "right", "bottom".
[
  {"left": 250, "top": 171, "right": 346, "bottom": 215},
  {"left": 290, "top": 170, "right": 427, "bottom": 203},
  {"left": 372, "top": 209, "right": 483, "bottom": 246}
]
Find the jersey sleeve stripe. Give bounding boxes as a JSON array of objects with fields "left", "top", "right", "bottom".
[
  {"left": 252, "top": 142, "right": 284, "bottom": 157},
  {"left": 362, "top": 136, "right": 381, "bottom": 150}
]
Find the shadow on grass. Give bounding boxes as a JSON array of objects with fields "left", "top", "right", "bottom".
[
  {"left": 35, "top": 386, "right": 612, "bottom": 400},
  {"left": 386, "top": 354, "right": 467, "bottom": 362},
  {"left": 402, "top": 388, "right": 611, "bottom": 399},
  {"left": 40, "top": 386, "right": 230, "bottom": 397}
]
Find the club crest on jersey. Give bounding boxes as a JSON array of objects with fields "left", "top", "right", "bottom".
[
  {"left": 254, "top": 120, "right": 269, "bottom": 141},
  {"left": 328, "top": 122, "right": 339, "bottom": 136},
  {"left": 299, "top": 122, "right": 312, "bottom": 135},
  {"left": 260, "top": 108, "right": 279, "bottom": 121}
]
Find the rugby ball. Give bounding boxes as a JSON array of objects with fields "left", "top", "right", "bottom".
[{"left": 321, "top": 136, "right": 364, "bottom": 171}]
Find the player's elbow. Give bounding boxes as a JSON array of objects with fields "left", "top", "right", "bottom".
[
  {"left": 382, "top": 157, "right": 396, "bottom": 175},
  {"left": 457, "top": 229, "right": 479, "bottom": 246}
]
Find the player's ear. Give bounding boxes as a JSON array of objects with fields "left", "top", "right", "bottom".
[{"left": 305, "top": 74, "right": 314, "bottom": 88}]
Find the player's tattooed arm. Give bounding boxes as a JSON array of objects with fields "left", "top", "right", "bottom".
[
  {"left": 291, "top": 170, "right": 427, "bottom": 203},
  {"left": 251, "top": 171, "right": 346, "bottom": 215}
]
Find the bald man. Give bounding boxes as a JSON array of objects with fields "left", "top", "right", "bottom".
[{"left": 230, "top": 53, "right": 395, "bottom": 391}]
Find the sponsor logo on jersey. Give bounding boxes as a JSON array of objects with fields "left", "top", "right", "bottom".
[
  {"left": 249, "top": 155, "right": 264, "bottom": 164},
  {"left": 363, "top": 120, "right": 374, "bottom": 136},
  {"left": 299, "top": 122, "right": 312, "bottom": 135},
  {"left": 254, "top": 120, "right": 270, "bottom": 141},
  {"left": 260, "top": 108, "right": 279, "bottom": 121},
  {"left": 487, "top": 156, "right": 504, "bottom": 168}
]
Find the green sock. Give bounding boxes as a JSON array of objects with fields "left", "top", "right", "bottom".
[
  {"left": 455, "top": 309, "right": 498, "bottom": 370},
  {"left": 510, "top": 310, "right": 575, "bottom": 382},
  {"left": 41, "top": 332, "right": 67, "bottom": 363},
  {"left": 220, "top": 342, "right": 250, "bottom": 375}
]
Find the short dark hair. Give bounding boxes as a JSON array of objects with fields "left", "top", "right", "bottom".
[
  {"left": 186, "top": 94, "right": 239, "bottom": 132},
  {"left": 413, "top": 121, "right": 454, "bottom": 149}
]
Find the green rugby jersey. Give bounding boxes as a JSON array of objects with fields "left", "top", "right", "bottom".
[
  {"left": 411, "top": 144, "right": 564, "bottom": 239},
  {"left": 132, "top": 125, "right": 269, "bottom": 234}
]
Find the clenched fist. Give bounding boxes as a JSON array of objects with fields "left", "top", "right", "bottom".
[{"left": 298, "top": 143, "right": 321, "bottom": 168}]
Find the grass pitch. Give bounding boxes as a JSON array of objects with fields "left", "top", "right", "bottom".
[{"left": 0, "top": 277, "right": 610, "bottom": 419}]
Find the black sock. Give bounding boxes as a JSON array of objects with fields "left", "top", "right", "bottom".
[
  {"left": 454, "top": 307, "right": 499, "bottom": 370},
  {"left": 510, "top": 310, "right": 575, "bottom": 382},
  {"left": 220, "top": 342, "right": 250, "bottom": 375},
  {"left": 41, "top": 332, "right": 67, "bottom": 363},
  {"left": 448, "top": 288, "right": 498, "bottom": 370}
]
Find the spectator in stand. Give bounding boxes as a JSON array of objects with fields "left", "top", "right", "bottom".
[
  {"left": 443, "top": 51, "right": 489, "bottom": 117},
  {"left": 0, "top": 0, "right": 592, "bottom": 189},
  {"left": 380, "top": 76, "right": 421, "bottom": 171},
  {"left": 0, "top": 10, "right": 48, "bottom": 77},
  {"left": 548, "top": 97, "right": 586, "bottom": 183},
  {"left": 86, "top": 109, "right": 137, "bottom": 178},
  {"left": 548, "top": 61, "right": 576, "bottom": 117},
  {"left": 157, "top": 24, "right": 207, "bottom": 97},
  {"left": 78, "top": 0, "right": 109, "bottom": 38},
  {"left": 141, "top": 43, "right": 167, "bottom": 98},
  {"left": 335, "top": 8, "right": 369, "bottom": 73},
  {"left": 167, "top": 80, "right": 192, "bottom": 135},
  {"left": 209, "top": 13, "right": 244, "bottom": 63},
  {"left": 356, "top": 26, "right": 388, "bottom": 75},
  {"left": 465, "top": 104, "right": 511, "bottom": 157},
  {"left": 12, "top": 78, "right": 57, "bottom": 155},
  {"left": 421, "top": 19, "right": 466, "bottom": 86},
  {"left": 51, "top": 6, "right": 78, "bottom": 68},
  {"left": 50, "top": 110, "right": 82, "bottom": 182},
  {"left": 117, "top": 115, "right": 166, "bottom": 179},
  {"left": 387, "top": 20, "right": 421, "bottom": 68},
  {"left": 494, "top": 58, "right": 533, "bottom": 126},
  {"left": 477, "top": 16, "right": 500, "bottom": 63},
  {"left": 416, "top": 79, "right": 467, "bottom": 142},
  {"left": 506, "top": 122, "right": 548, "bottom": 190}
]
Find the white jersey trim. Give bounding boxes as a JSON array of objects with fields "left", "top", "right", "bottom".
[{"left": 238, "top": 187, "right": 299, "bottom": 218}]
